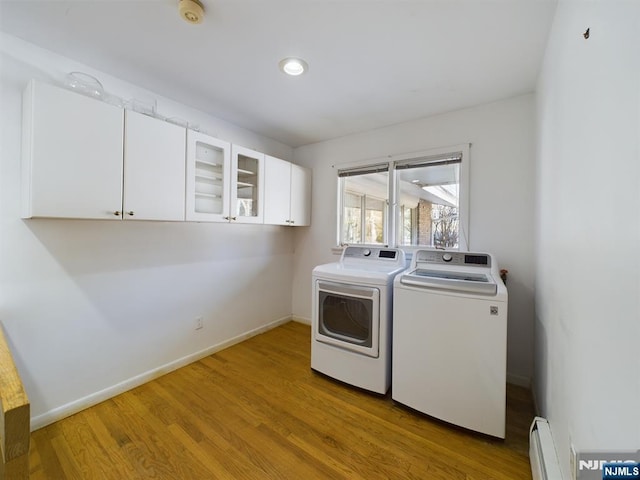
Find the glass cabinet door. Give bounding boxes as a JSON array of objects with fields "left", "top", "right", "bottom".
[
  {"left": 194, "top": 141, "right": 224, "bottom": 215},
  {"left": 186, "top": 136, "right": 265, "bottom": 223},
  {"left": 231, "top": 145, "right": 264, "bottom": 224},
  {"left": 185, "top": 131, "right": 231, "bottom": 222}
]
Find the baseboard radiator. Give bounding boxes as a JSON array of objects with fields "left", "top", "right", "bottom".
[{"left": 530, "top": 417, "right": 563, "bottom": 480}]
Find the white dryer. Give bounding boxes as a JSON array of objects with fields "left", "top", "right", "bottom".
[
  {"left": 311, "top": 247, "right": 406, "bottom": 394},
  {"left": 392, "top": 250, "right": 508, "bottom": 438}
]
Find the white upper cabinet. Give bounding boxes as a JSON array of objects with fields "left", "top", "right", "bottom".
[
  {"left": 264, "top": 155, "right": 311, "bottom": 226},
  {"left": 123, "top": 110, "right": 186, "bottom": 221},
  {"left": 289, "top": 163, "right": 312, "bottom": 226},
  {"left": 185, "top": 130, "right": 231, "bottom": 222},
  {"left": 263, "top": 156, "right": 291, "bottom": 226},
  {"left": 21, "top": 80, "right": 187, "bottom": 221},
  {"left": 22, "top": 80, "right": 124, "bottom": 219},
  {"left": 231, "top": 145, "right": 265, "bottom": 224},
  {"left": 22, "top": 80, "right": 310, "bottom": 226}
]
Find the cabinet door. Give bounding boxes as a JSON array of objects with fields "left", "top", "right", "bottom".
[
  {"left": 231, "top": 145, "right": 264, "bottom": 224},
  {"left": 290, "top": 164, "right": 311, "bottom": 226},
  {"left": 22, "top": 80, "right": 124, "bottom": 219},
  {"left": 185, "top": 131, "right": 231, "bottom": 222},
  {"left": 123, "top": 111, "right": 186, "bottom": 221},
  {"left": 263, "top": 155, "right": 292, "bottom": 226}
]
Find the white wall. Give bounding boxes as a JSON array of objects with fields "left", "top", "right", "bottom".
[
  {"left": 292, "top": 94, "right": 537, "bottom": 385},
  {"left": 0, "top": 34, "right": 296, "bottom": 428},
  {"left": 535, "top": 0, "right": 640, "bottom": 476}
]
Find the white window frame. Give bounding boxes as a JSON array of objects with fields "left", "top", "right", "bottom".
[{"left": 336, "top": 144, "right": 470, "bottom": 252}]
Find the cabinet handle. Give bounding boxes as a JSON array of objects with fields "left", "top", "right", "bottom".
[
  {"left": 113, "top": 211, "right": 121, "bottom": 216},
  {"left": 290, "top": 220, "right": 295, "bottom": 224},
  {"left": 223, "top": 216, "right": 229, "bottom": 220},
  {"left": 127, "top": 211, "right": 135, "bottom": 216},
  {"left": 231, "top": 216, "right": 237, "bottom": 221}
]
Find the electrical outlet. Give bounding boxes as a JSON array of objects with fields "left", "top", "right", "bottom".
[{"left": 195, "top": 317, "right": 203, "bottom": 330}]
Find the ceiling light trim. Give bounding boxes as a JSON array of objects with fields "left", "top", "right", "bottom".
[{"left": 279, "top": 57, "right": 308, "bottom": 76}]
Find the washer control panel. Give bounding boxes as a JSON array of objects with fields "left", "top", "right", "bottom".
[{"left": 414, "top": 250, "right": 491, "bottom": 268}]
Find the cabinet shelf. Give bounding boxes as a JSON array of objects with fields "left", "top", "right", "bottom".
[
  {"left": 196, "top": 173, "right": 223, "bottom": 182},
  {"left": 195, "top": 192, "right": 219, "bottom": 199},
  {"left": 196, "top": 159, "right": 222, "bottom": 168},
  {"left": 237, "top": 181, "right": 255, "bottom": 187},
  {"left": 237, "top": 168, "right": 255, "bottom": 175}
]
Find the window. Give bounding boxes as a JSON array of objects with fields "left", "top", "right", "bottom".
[
  {"left": 338, "top": 164, "right": 389, "bottom": 245},
  {"left": 395, "top": 154, "right": 462, "bottom": 248},
  {"left": 337, "top": 146, "right": 469, "bottom": 250}
]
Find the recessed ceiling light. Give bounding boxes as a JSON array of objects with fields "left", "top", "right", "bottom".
[{"left": 279, "top": 57, "right": 308, "bottom": 76}]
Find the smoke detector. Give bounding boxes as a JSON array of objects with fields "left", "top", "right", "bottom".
[{"left": 179, "top": 0, "right": 204, "bottom": 24}]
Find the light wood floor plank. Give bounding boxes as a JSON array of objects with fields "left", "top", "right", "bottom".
[{"left": 28, "top": 322, "right": 534, "bottom": 479}]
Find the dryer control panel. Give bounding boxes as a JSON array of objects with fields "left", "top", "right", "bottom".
[
  {"left": 340, "top": 247, "right": 407, "bottom": 270},
  {"left": 343, "top": 247, "right": 400, "bottom": 261}
]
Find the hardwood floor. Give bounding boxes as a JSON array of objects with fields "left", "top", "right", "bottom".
[{"left": 28, "top": 322, "right": 535, "bottom": 479}]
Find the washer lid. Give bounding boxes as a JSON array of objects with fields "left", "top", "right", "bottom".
[{"left": 399, "top": 268, "right": 497, "bottom": 295}]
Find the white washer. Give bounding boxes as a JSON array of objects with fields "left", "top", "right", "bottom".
[
  {"left": 392, "top": 250, "right": 508, "bottom": 438},
  {"left": 311, "top": 246, "right": 406, "bottom": 394}
]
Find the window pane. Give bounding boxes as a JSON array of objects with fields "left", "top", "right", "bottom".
[
  {"left": 401, "top": 206, "right": 414, "bottom": 244},
  {"left": 396, "top": 163, "right": 460, "bottom": 248},
  {"left": 340, "top": 172, "right": 388, "bottom": 245},
  {"left": 343, "top": 192, "right": 362, "bottom": 244},
  {"left": 365, "top": 196, "right": 384, "bottom": 244}
]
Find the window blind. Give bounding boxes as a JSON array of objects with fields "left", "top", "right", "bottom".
[
  {"left": 337, "top": 163, "right": 389, "bottom": 177},
  {"left": 394, "top": 152, "right": 462, "bottom": 170}
]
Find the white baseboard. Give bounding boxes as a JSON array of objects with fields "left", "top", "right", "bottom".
[
  {"left": 291, "top": 315, "right": 311, "bottom": 325},
  {"left": 31, "top": 316, "right": 292, "bottom": 431}
]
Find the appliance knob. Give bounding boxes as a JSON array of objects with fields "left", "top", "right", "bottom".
[
  {"left": 363, "top": 249, "right": 371, "bottom": 257},
  {"left": 442, "top": 253, "right": 453, "bottom": 262}
]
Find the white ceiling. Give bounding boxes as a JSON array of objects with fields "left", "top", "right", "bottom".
[{"left": 0, "top": 0, "right": 557, "bottom": 147}]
